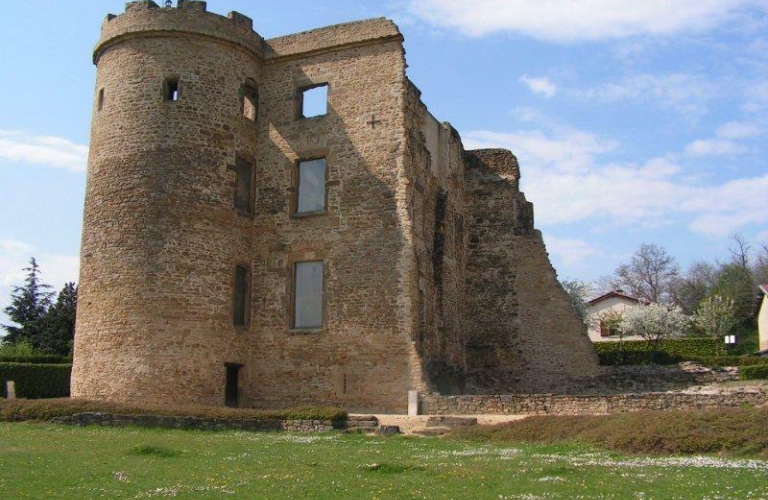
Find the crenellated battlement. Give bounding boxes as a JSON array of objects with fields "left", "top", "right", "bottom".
[{"left": 95, "top": 0, "right": 263, "bottom": 63}]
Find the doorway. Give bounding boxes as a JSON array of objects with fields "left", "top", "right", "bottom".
[{"left": 225, "top": 364, "right": 242, "bottom": 408}]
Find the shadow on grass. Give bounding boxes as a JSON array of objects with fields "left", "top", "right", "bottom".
[{"left": 129, "top": 444, "right": 180, "bottom": 458}]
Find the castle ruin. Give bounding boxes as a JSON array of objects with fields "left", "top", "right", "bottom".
[{"left": 71, "top": 0, "right": 598, "bottom": 413}]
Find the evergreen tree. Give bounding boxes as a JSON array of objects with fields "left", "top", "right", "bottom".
[
  {"left": 1, "top": 258, "right": 54, "bottom": 345},
  {"left": 38, "top": 282, "right": 77, "bottom": 355}
]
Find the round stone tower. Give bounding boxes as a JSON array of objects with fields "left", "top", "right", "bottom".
[{"left": 72, "top": 0, "right": 263, "bottom": 406}]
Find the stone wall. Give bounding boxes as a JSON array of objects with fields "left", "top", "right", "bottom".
[
  {"left": 54, "top": 412, "right": 379, "bottom": 433},
  {"left": 420, "top": 389, "right": 768, "bottom": 416}
]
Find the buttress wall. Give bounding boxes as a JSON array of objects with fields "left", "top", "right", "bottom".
[{"left": 463, "top": 150, "right": 599, "bottom": 393}]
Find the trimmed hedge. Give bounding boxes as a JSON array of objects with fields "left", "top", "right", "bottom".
[
  {"left": 594, "top": 338, "right": 724, "bottom": 365},
  {"left": 690, "top": 356, "right": 768, "bottom": 368},
  {"left": 0, "top": 363, "right": 71, "bottom": 399},
  {"left": 741, "top": 365, "right": 768, "bottom": 380},
  {"left": 0, "top": 354, "right": 72, "bottom": 364},
  {"left": 0, "top": 399, "right": 348, "bottom": 423}
]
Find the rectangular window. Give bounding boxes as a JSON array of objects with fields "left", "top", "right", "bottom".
[
  {"left": 97, "top": 88, "right": 105, "bottom": 111},
  {"left": 296, "top": 158, "right": 326, "bottom": 214},
  {"left": 299, "top": 84, "right": 328, "bottom": 118},
  {"left": 242, "top": 82, "right": 258, "bottom": 121},
  {"left": 164, "top": 77, "right": 179, "bottom": 102},
  {"left": 234, "top": 265, "right": 250, "bottom": 326},
  {"left": 293, "top": 261, "right": 323, "bottom": 329},
  {"left": 234, "top": 158, "right": 253, "bottom": 214}
]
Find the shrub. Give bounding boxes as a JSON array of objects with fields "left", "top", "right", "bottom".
[
  {"left": 0, "top": 363, "right": 71, "bottom": 398},
  {"left": 594, "top": 337, "right": 724, "bottom": 365},
  {"left": 0, "top": 398, "right": 347, "bottom": 423},
  {"left": 449, "top": 407, "right": 768, "bottom": 457},
  {"left": 740, "top": 365, "right": 768, "bottom": 380}
]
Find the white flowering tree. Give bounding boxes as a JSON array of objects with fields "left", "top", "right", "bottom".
[
  {"left": 620, "top": 303, "right": 689, "bottom": 348},
  {"left": 693, "top": 294, "right": 737, "bottom": 339}
]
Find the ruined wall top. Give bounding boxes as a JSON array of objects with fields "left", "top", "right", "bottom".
[
  {"left": 95, "top": 3, "right": 403, "bottom": 65},
  {"left": 94, "top": 1, "right": 264, "bottom": 64},
  {"left": 263, "top": 18, "right": 402, "bottom": 60}
]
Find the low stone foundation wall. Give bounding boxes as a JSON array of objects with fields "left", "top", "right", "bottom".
[
  {"left": 53, "top": 412, "right": 379, "bottom": 433},
  {"left": 420, "top": 390, "right": 768, "bottom": 416}
]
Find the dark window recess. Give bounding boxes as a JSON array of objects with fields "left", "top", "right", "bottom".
[
  {"left": 97, "top": 88, "right": 105, "bottom": 111},
  {"left": 296, "top": 158, "right": 326, "bottom": 214},
  {"left": 225, "top": 364, "right": 241, "bottom": 408},
  {"left": 234, "top": 158, "right": 253, "bottom": 213},
  {"left": 163, "top": 77, "right": 179, "bottom": 101},
  {"left": 233, "top": 265, "right": 249, "bottom": 326},
  {"left": 242, "top": 81, "right": 258, "bottom": 121},
  {"left": 299, "top": 84, "right": 328, "bottom": 118}
]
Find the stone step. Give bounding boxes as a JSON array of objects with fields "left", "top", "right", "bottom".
[
  {"left": 413, "top": 426, "right": 451, "bottom": 437},
  {"left": 425, "top": 416, "right": 478, "bottom": 428},
  {"left": 348, "top": 415, "right": 379, "bottom": 422}
]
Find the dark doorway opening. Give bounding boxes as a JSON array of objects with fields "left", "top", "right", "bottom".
[{"left": 225, "top": 364, "right": 242, "bottom": 408}]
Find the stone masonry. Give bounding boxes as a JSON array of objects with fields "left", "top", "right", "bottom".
[{"left": 72, "top": 1, "right": 598, "bottom": 413}]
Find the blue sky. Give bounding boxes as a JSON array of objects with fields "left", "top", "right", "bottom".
[{"left": 1, "top": 0, "right": 768, "bottom": 325}]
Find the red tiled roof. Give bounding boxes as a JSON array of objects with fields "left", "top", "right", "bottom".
[
  {"left": 587, "top": 290, "right": 643, "bottom": 306},
  {"left": 760, "top": 284, "right": 768, "bottom": 295}
]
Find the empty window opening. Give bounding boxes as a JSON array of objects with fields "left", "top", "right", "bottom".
[
  {"left": 296, "top": 158, "right": 326, "bottom": 214},
  {"left": 163, "top": 77, "right": 179, "bottom": 101},
  {"left": 300, "top": 84, "right": 328, "bottom": 118},
  {"left": 233, "top": 265, "right": 250, "bottom": 327},
  {"left": 342, "top": 373, "right": 347, "bottom": 394},
  {"left": 242, "top": 82, "right": 258, "bottom": 121},
  {"left": 293, "top": 261, "right": 323, "bottom": 329},
  {"left": 97, "top": 88, "right": 105, "bottom": 111},
  {"left": 225, "top": 364, "right": 241, "bottom": 408},
  {"left": 234, "top": 158, "right": 253, "bottom": 214}
]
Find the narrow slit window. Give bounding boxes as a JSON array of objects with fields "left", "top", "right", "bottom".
[
  {"left": 234, "top": 158, "right": 253, "bottom": 214},
  {"left": 293, "top": 261, "right": 324, "bottom": 329},
  {"left": 242, "top": 82, "right": 258, "bottom": 121},
  {"left": 300, "top": 84, "right": 328, "bottom": 118},
  {"left": 164, "top": 77, "right": 179, "bottom": 102},
  {"left": 233, "top": 265, "right": 250, "bottom": 327},
  {"left": 296, "top": 158, "right": 326, "bottom": 214},
  {"left": 97, "top": 88, "right": 105, "bottom": 111}
]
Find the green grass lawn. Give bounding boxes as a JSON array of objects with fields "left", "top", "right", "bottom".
[{"left": 1, "top": 423, "right": 766, "bottom": 500}]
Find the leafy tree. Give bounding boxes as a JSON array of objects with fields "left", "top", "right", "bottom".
[
  {"left": 693, "top": 294, "right": 737, "bottom": 339},
  {"left": 620, "top": 303, "right": 689, "bottom": 348},
  {"left": 715, "top": 263, "right": 756, "bottom": 327},
  {"left": 669, "top": 261, "right": 719, "bottom": 314},
  {"left": 2, "top": 258, "right": 54, "bottom": 346},
  {"left": 560, "top": 279, "right": 591, "bottom": 321},
  {"left": 608, "top": 244, "right": 679, "bottom": 303},
  {"left": 37, "top": 282, "right": 77, "bottom": 355}
]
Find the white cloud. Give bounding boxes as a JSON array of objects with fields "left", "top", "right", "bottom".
[
  {"left": 684, "top": 139, "right": 748, "bottom": 156},
  {"left": 573, "top": 73, "right": 717, "bottom": 117},
  {"left": 684, "top": 120, "right": 762, "bottom": 157},
  {"left": 544, "top": 236, "right": 603, "bottom": 266},
  {"left": 0, "top": 240, "right": 79, "bottom": 327},
  {"left": 0, "top": 131, "right": 88, "bottom": 173},
  {"left": 716, "top": 121, "right": 762, "bottom": 139},
  {"left": 463, "top": 126, "right": 768, "bottom": 237},
  {"left": 408, "top": 0, "right": 768, "bottom": 42},
  {"left": 519, "top": 75, "right": 558, "bottom": 98}
]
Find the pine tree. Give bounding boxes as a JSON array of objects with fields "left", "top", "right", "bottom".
[
  {"left": 38, "top": 282, "right": 77, "bottom": 355},
  {"left": 2, "top": 258, "right": 54, "bottom": 345}
]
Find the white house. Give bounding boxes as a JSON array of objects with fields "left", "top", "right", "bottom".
[{"left": 586, "top": 290, "right": 646, "bottom": 342}]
